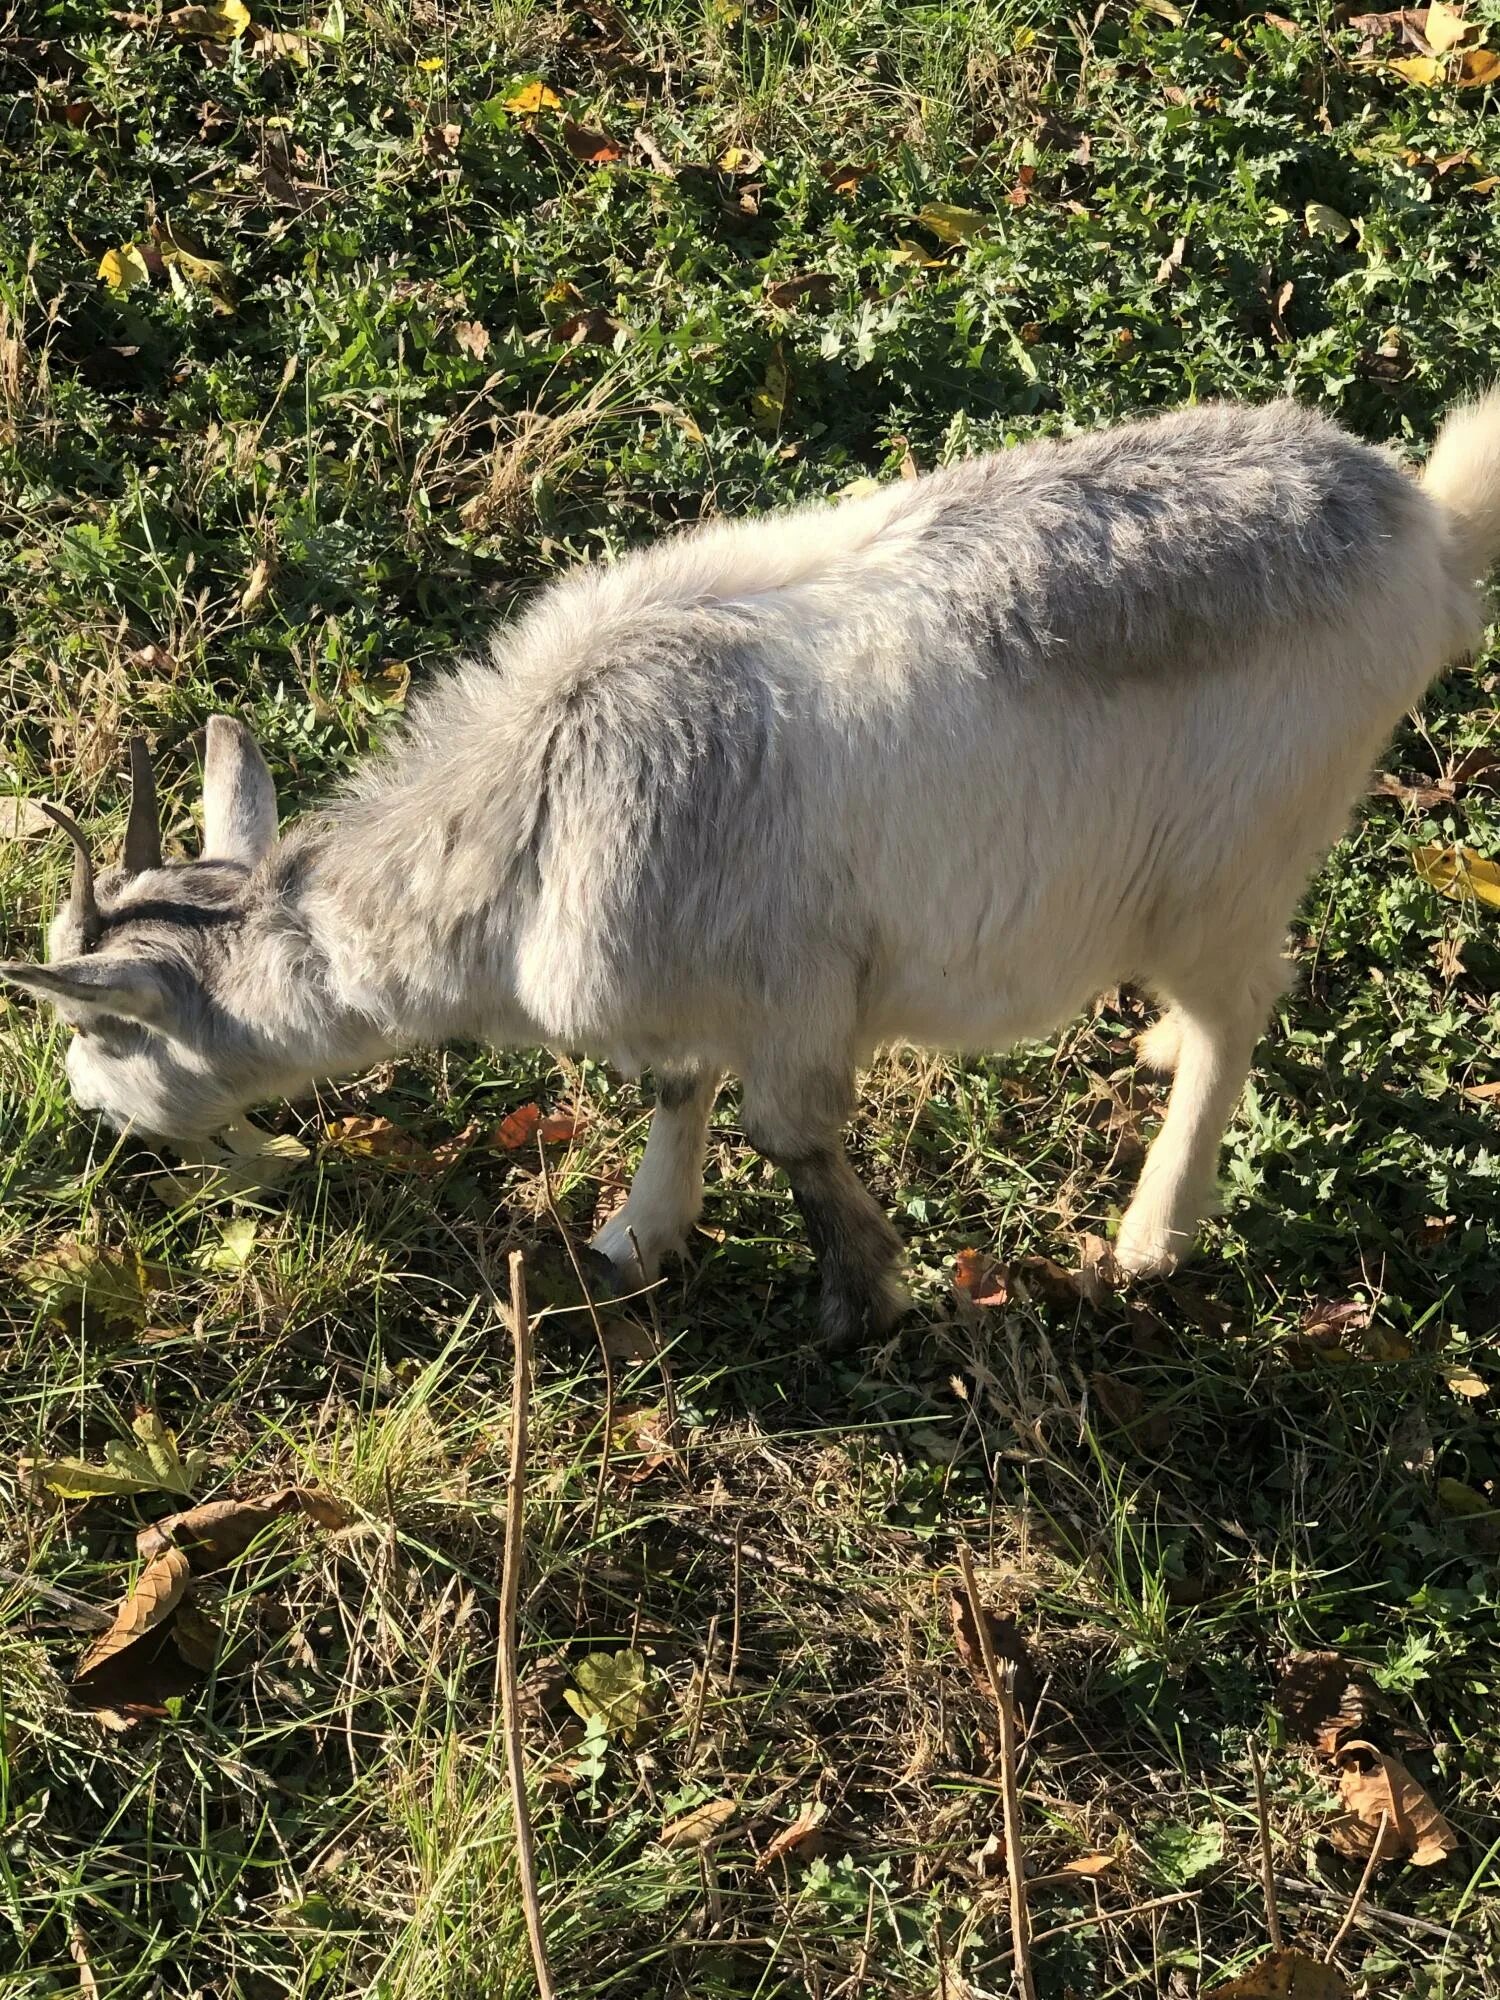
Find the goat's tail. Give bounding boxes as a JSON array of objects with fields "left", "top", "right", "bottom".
[{"left": 1422, "top": 386, "right": 1500, "bottom": 579}]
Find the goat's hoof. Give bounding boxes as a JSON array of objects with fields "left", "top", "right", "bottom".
[
  {"left": 818, "top": 1271, "right": 911, "bottom": 1350},
  {"left": 1113, "top": 1219, "right": 1190, "bottom": 1282}
]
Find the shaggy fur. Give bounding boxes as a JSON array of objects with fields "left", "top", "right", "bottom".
[{"left": 7, "top": 396, "right": 1500, "bottom": 1340}]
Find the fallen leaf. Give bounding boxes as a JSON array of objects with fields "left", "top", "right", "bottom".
[
  {"left": 562, "top": 120, "right": 622, "bottom": 163},
  {"left": 165, "top": 0, "right": 250, "bottom": 38},
  {"left": 1424, "top": 2, "right": 1472, "bottom": 53},
  {"left": 659, "top": 1797, "right": 735, "bottom": 1848},
  {"left": 1141, "top": 0, "right": 1184, "bottom": 20},
  {"left": 948, "top": 1586, "right": 1040, "bottom": 1716},
  {"left": 325, "top": 1114, "right": 432, "bottom": 1166},
  {"left": 1436, "top": 1475, "right": 1490, "bottom": 1516},
  {"left": 20, "top": 1240, "right": 150, "bottom": 1330},
  {"left": 968, "top": 1831, "right": 1007, "bottom": 1880},
  {"left": 1006, "top": 164, "right": 1036, "bottom": 208},
  {"left": 610, "top": 1406, "right": 676, "bottom": 1482},
  {"left": 68, "top": 1924, "right": 100, "bottom": 2000},
  {"left": 1144, "top": 1818, "right": 1226, "bottom": 1886},
  {"left": 717, "top": 143, "right": 763, "bottom": 173},
  {"left": 1057, "top": 1851, "right": 1116, "bottom": 1877},
  {"left": 1275, "top": 1651, "right": 1394, "bottom": 1757},
  {"left": 193, "top": 1216, "right": 257, "bottom": 1274},
  {"left": 601, "top": 1317, "right": 657, "bottom": 1366},
  {"left": 170, "top": 1598, "right": 222, "bottom": 1670},
  {"left": 1462, "top": 1080, "right": 1500, "bottom": 1101},
  {"left": 2, "top": 797, "right": 62, "bottom": 839},
  {"left": 890, "top": 238, "right": 947, "bottom": 268},
  {"left": 421, "top": 122, "right": 462, "bottom": 161},
  {"left": 915, "top": 201, "right": 989, "bottom": 245},
  {"left": 1205, "top": 1949, "right": 1352, "bottom": 1999},
  {"left": 150, "top": 1120, "right": 309, "bottom": 1205},
  {"left": 1089, "top": 1372, "right": 1171, "bottom": 1452},
  {"left": 98, "top": 243, "right": 151, "bottom": 293},
  {"left": 492, "top": 1103, "right": 582, "bottom": 1150},
  {"left": 553, "top": 307, "right": 627, "bottom": 349},
  {"left": 1441, "top": 1362, "right": 1488, "bottom": 1398},
  {"left": 1305, "top": 201, "right": 1354, "bottom": 241},
  {"left": 758, "top": 1800, "right": 828, "bottom": 1868},
  {"left": 1390, "top": 52, "right": 1444, "bottom": 81},
  {"left": 502, "top": 79, "right": 563, "bottom": 113},
  {"left": 1329, "top": 1740, "right": 1457, "bottom": 1866},
  {"left": 764, "top": 272, "right": 838, "bottom": 311},
  {"left": 564, "top": 1648, "right": 654, "bottom": 1744},
  {"left": 1457, "top": 44, "right": 1500, "bottom": 83},
  {"left": 344, "top": 659, "right": 411, "bottom": 708},
  {"left": 238, "top": 557, "right": 272, "bottom": 615},
  {"left": 248, "top": 24, "right": 310, "bottom": 63},
  {"left": 138, "top": 1485, "right": 349, "bottom": 1568},
  {"left": 953, "top": 1248, "right": 1013, "bottom": 1308},
  {"left": 453, "top": 319, "right": 491, "bottom": 359},
  {"left": 1153, "top": 232, "right": 1187, "bottom": 286},
  {"left": 750, "top": 343, "right": 791, "bottom": 434},
  {"left": 1413, "top": 843, "right": 1500, "bottom": 910},
  {"left": 73, "top": 1546, "right": 192, "bottom": 1687},
  {"left": 25, "top": 1412, "right": 208, "bottom": 1502},
  {"left": 1263, "top": 11, "right": 1301, "bottom": 34},
  {"left": 822, "top": 160, "right": 873, "bottom": 194}
]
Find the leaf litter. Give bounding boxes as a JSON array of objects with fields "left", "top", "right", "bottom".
[{"left": 24, "top": 1411, "right": 207, "bottom": 1501}]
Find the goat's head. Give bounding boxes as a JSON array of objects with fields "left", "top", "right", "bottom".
[{"left": 1, "top": 717, "right": 287, "bottom": 1141}]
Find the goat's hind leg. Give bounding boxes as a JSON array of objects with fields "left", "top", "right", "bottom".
[
  {"left": 591, "top": 1064, "right": 720, "bottom": 1284},
  {"left": 741, "top": 1063, "right": 908, "bottom": 1347}
]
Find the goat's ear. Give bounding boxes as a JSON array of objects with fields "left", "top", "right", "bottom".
[
  {"left": 0, "top": 956, "right": 172, "bottom": 1026},
  {"left": 202, "top": 715, "right": 277, "bottom": 866}
]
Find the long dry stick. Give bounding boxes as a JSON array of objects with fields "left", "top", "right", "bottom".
[
  {"left": 1249, "top": 1743, "right": 1282, "bottom": 1951},
  {"left": 496, "top": 1251, "right": 557, "bottom": 2000},
  {"left": 1325, "top": 1811, "right": 1388, "bottom": 1964},
  {"left": 958, "top": 1545, "right": 1035, "bottom": 2000}
]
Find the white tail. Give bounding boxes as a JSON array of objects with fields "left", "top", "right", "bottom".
[{"left": 1422, "top": 385, "right": 1500, "bottom": 579}]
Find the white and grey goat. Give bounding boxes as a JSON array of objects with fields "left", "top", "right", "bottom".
[{"left": 7, "top": 396, "right": 1500, "bottom": 1340}]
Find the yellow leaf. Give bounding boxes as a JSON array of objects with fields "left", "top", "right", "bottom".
[
  {"left": 1305, "top": 201, "right": 1354, "bottom": 241},
  {"left": 98, "top": 244, "right": 151, "bottom": 293},
  {"left": 1441, "top": 1364, "right": 1488, "bottom": 1398},
  {"left": 1413, "top": 843, "right": 1500, "bottom": 910},
  {"left": 24, "top": 1410, "right": 209, "bottom": 1502},
  {"left": 1424, "top": 3, "right": 1472, "bottom": 55},
  {"left": 165, "top": 0, "right": 251, "bottom": 38},
  {"left": 890, "top": 239, "right": 947, "bottom": 268},
  {"left": 1390, "top": 53, "right": 1443, "bottom": 84},
  {"left": 1140, "top": 0, "right": 1184, "bottom": 21},
  {"left": 502, "top": 80, "right": 563, "bottom": 114},
  {"left": 717, "top": 143, "right": 762, "bottom": 173},
  {"left": 1457, "top": 45, "right": 1500, "bottom": 85},
  {"left": 916, "top": 201, "right": 990, "bottom": 245},
  {"left": 20, "top": 1241, "right": 150, "bottom": 1329},
  {"left": 193, "top": 1217, "right": 258, "bottom": 1274},
  {"left": 150, "top": 1119, "right": 308, "bottom": 1206},
  {"left": 563, "top": 1648, "right": 654, "bottom": 1744},
  {"left": 750, "top": 343, "right": 791, "bottom": 436},
  {"left": 1205, "top": 1949, "right": 1351, "bottom": 2000}
]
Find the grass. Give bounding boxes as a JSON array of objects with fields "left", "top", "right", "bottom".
[{"left": 3, "top": 0, "right": 1500, "bottom": 1993}]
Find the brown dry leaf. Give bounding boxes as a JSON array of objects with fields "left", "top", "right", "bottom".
[
  {"left": 1, "top": 797, "right": 61, "bottom": 840},
  {"left": 1441, "top": 1362, "right": 1488, "bottom": 1398},
  {"left": 325, "top": 1114, "right": 433, "bottom": 1167},
  {"left": 660, "top": 1797, "right": 735, "bottom": 1849},
  {"left": 1274, "top": 1651, "right": 1395, "bottom": 1757},
  {"left": 952, "top": 1248, "right": 1013, "bottom": 1308},
  {"left": 69, "top": 1924, "right": 100, "bottom": 2000},
  {"left": 138, "top": 1486, "right": 349, "bottom": 1569},
  {"left": 493, "top": 1103, "right": 583, "bottom": 1150},
  {"left": 717, "top": 142, "right": 764, "bottom": 174},
  {"left": 421, "top": 122, "right": 462, "bottom": 161},
  {"left": 1462, "top": 1079, "right": 1500, "bottom": 1101},
  {"left": 948, "top": 1586, "right": 1040, "bottom": 1715},
  {"left": 74, "top": 1547, "right": 192, "bottom": 1687},
  {"left": 1205, "top": 1949, "right": 1352, "bottom": 1999},
  {"left": 1330, "top": 1740, "right": 1458, "bottom": 1866},
  {"left": 170, "top": 1597, "right": 222, "bottom": 1671},
  {"left": 1089, "top": 1372, "right": 1170, "bottom": 1452},
  {"left": 1263, "top": 11, "right": 1301, "bottom": 34},
  {"left": 562, "top": 120, "right": 623, "bottom": 163},
  {"left": 1057, "top": 1851, "right": 1116, "bottom": 1877},
  {"left": 758, "top": 1800, "right": 828, "bottom": 1869},
  {"left": 610, "top": 1406, "right": 676, "bottom": 1482},
  {"left": 601, "top": 1318, "right": 657, "bottom": 1366},
  {"left": 1458, "top": 44, "right": 1500, "bottom": 82},
  {"left": 1153, "top": 232, "right": 1187, "bottom": 287},
  {"left": 764, "top": 272, "right": 838, "bottom": 311},
  {"left": 967, "top": 1831, "right": 1007, "bottom": 1880},
  {"left": 822, "top": 160, "right": 873, "bottom": 194},
  {"left": 553, "top": 307, "right": 627, "bottom": 348}
]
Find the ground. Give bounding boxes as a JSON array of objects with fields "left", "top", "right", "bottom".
[{"left": 3, "top": 2, "right": 1500, "bottom": 1995}]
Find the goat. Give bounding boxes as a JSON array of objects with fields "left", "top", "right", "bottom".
[{"left": 6, "top": 395, "right": 1500, "bottom": 1342}]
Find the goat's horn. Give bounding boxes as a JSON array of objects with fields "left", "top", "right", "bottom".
[
  {"left": 37, "top": 802, "right": 103, "bottom": 953},
  {"left": 122, "top": 734, "right": 162, "bottom": 873}
]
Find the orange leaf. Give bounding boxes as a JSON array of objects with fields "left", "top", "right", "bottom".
[
  {"left": 74, "top": 1547, "right": 192, "bottom": 1687},
  {"left": 757, "top": 1800, "right": 829, "bottom": 1869},
  {"left": 1329, "top": 1740, "right": 1458, "bottom": 1866},
  {"left": 952, "top": 1248, "right": 1012, "bottom": 1307},
  {"left": 562, "top": 120, "right": 622, "bottom": 162}
]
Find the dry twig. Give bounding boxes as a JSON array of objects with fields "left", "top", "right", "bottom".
[
  {"left": 496, "top": 1251, "right": 557, "bottom": 2000},
  {"left": 1325, "top": 1811, "right": 1388, "bottom": 1963},
  {"left": 958, "top": 1544, "right": 1035, "bottom": 2000},
  {"left": 1249, "top": 1742, "right": 1282, "bottom": 1950}
]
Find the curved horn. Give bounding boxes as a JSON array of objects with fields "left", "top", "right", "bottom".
[
  {"left": 123, "top": 734, "right": 162, "bottom": 873},
  {"left": 37, "top": 802, "right": 103, "bottom": 953}
]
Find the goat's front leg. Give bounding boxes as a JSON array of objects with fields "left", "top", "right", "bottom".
[
  {"left": 591, "top": 1064, "right": 720, "bottom": 1285},
  {"left": 742, "top": 1064, "right": 908, "bottom": 1346}
]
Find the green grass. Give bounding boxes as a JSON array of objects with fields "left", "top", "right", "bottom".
[{"left": 4, "top": 0, "right": 1500, "bottom": 1993}]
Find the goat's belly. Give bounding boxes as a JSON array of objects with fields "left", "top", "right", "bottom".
[{"left": 865, "top": 949, "right": 1108, "bottom": 1056}]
